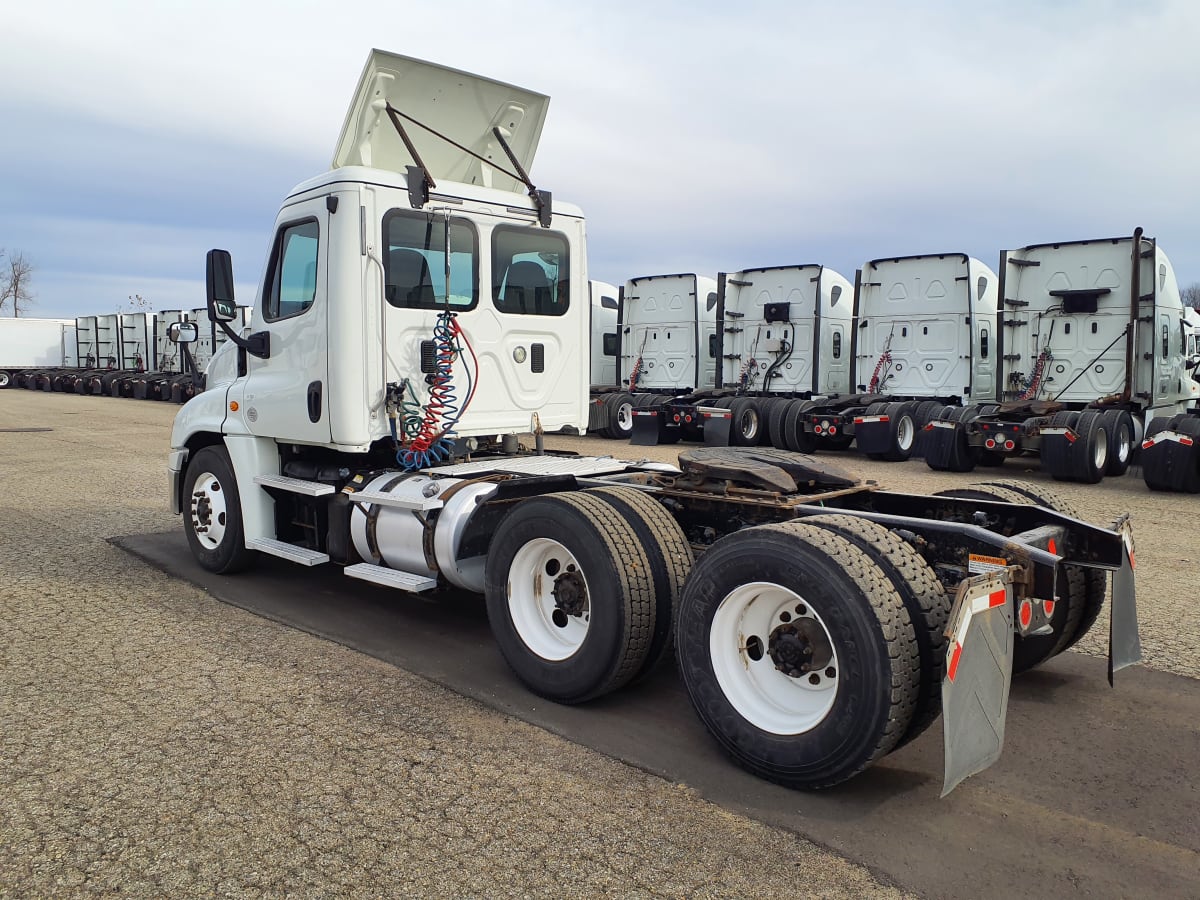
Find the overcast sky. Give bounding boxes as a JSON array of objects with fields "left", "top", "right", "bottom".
[{"left": 2, "top": 0, "right": 1198, "bottom": 317}]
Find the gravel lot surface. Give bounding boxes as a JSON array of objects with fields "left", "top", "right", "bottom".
[{"left": 0, "top": 390, "right": 912, "bottom": 897}]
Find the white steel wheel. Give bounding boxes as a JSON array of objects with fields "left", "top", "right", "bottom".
[
  {"left": 506, "top": 537, "right": 591, "bottom": 661},
  {"left": 1093, "top": 426, "right": 1109, "bottom": 472},
  {"left": 484, "top": 493, "right": 655, "bottom": 704},
  {"left": 613, "top": 396, "right": 635, "bottom": 439},
  {"left": 181, "top": 445, "right": 257, "bottom": 574},
  {"left": 896, "top": 413, "right": 915, "bottom": 453},
  {"left": 710, "top": 582, "right": 839, "bottom": 734},
  {"left": 675, "top": 522, "right": 920, "bottom": 789}
]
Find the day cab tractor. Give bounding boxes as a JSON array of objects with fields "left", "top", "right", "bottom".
[
  {"left": 167, "top": 50, "right": 1140, "bottom": 795},
  {"left": 925, "top": 230, "right": 1200, "bottom": 490}
]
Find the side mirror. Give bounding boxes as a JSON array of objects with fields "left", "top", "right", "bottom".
[
  {"left": 168, "top": 322, "right": 198, "bottom": 344},
  {"left": 206, "top": 249, "right": 237, "bottom": 323}
]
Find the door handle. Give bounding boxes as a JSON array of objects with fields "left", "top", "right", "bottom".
[{"left": 307, "top": 381, "right": 323, "bottom": 422}]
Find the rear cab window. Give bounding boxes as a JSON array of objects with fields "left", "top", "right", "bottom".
[
  {"left": 492, "top": 226, "right": 569, "bottom": 316},
  {"left": 382, "top": 210, "right": 479, "bottom": 309}
]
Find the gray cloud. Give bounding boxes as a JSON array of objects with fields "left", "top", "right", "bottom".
[{"left": 1, "top": 0, "right": 1198, "bottom": 317}]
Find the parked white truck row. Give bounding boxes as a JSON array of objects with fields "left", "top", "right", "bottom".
[
  {"left": 591, "top": 235, "right": 1200, "bottom": 492},
  {"left": 163, "top": 51, "right": 1143, "bottom": 796},
  {"left": 1, "top": 306, "right": 255, "bottom": 401}
]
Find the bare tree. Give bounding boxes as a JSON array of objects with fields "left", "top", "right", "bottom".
[
  {"left": 0, "top": 249, "right": 36, "bottom": 317},
  {"left": 1181, "top": 282, "right": 1200, "bottom": 310},
  {"left": 122, "top": 293, "right": 152, "bottom": 313}
]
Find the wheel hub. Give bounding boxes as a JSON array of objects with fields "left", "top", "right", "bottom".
[
  {"left": 768, "top": 620, "right": 833, "bottom": 678},
  {"left": 193, "top": 493, "right": 212, "bottom": 533},
  {"left": 552, "top": 570, "right": 589, "bottom": 618}
]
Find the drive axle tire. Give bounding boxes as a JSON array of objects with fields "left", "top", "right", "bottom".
[
  {"left": 485, "top": 493, "right": 655, "bottom": 704},
  {"left": 675, "top": 521, "right": 919, "bottom": 789},
  {"left": 605, "top": 391, "right": 635, "bottom": 440},
  {"left": 1103, "top": 409, "right": 1134, "bottom": 477},
  {"left": 783, "top": 399, "right": 817, "bottom": 453},
  {"left": 768, "top": 398, "right": 792, "bottom": 450},
  {"left": 183, "top": 446, "right": 258, "bottom": 575},
  {"left": 730, "top": 397, "right": 763, "bottom": 447},
  {"left": 586, "top": 487, "right": 693, "bottom": 682},
  {"left": 802, "top": 514, "right": 949, "bottom": 748}
]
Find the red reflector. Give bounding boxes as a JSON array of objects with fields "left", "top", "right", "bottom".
[
  {"left": 1141, "top": 439, "right": 1155, "bottom": 449},
  {"left": 1182, "top": 436, "right": 1194, "bottom": 446},
  {"left": 988, "top": 589, "right": 1007, "bottom": 608},
  {"left": 947, "top": 643, "right": 963, "bottom": 682},
  {"left": 924, "top": 423, "right": 935, "bottom": 431},
  {"left": 1044, "top": 598, "right": 1056, "bottom": 617},
  {"left": 982, "top": 424, "right": 990, "bottom": 431},
  {"left": 1065, "top": 431, "right": 1077, "bottom": 444},
  {"left": 1019, "top": 600, "right": 1032, "bottom": 629},
  {"left": 1047, "top": 537, "right": 1057, "bottom": 556}
]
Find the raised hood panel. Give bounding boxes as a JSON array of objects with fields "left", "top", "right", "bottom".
[{"left": 332, "top": 50, "right": 550, "bottom": 194}]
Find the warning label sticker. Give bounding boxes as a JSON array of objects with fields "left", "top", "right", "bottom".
[{"left": 968, "top": 553, "right": 1008, "bottom": 575}]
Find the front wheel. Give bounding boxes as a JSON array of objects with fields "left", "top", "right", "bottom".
[
  {"left": 182, "top": 446, "right": 258, "bottom": 574},
  {"left": 676, "top": 521, "right": 919, "bottom": 789}
]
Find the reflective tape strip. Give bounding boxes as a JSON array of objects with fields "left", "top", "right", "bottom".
[
  {"left": 1142, "top": 431, "right": 1193, "bottom": 449},
  {"left": 946, "top": 587, "right": 1008, "bottom": 682},
  {"left": 853, "top": 415, "right": 889, "bottom": 424}
]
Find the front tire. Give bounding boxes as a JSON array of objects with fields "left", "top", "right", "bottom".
[
  {"left": 182, "top": 446, "right": 258, "bottom": 575},
  {"left": 676, "top": 522, "right": 920, "bottom": 789}
]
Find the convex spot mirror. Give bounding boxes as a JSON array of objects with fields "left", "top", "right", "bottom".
[
  {"left": 206, "top": 248, "right": 238, "bottom": 323},
  {"left": 168, "top": 322, "right": 198, "bottom": 344}
]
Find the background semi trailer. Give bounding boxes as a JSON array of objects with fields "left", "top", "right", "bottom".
[
  {"left": 166, "top": 49, "right": 1140, "bottom": 795},
  {"left": 926, "top": 230, "right": 1199, "bottom": 488},
  {"left": 797, "top": 253, "right": 999, "bottom": 461},
  {"left": 0, "top": 317, "right": 78, "bottom": 389}
]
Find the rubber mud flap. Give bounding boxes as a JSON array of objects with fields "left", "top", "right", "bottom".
[
  {"left": 630, "top": 408, "right": 662, "bottom": 446},
  {"left": 941, "top": 571, "right": 1014, "bottom": 797},
  {"left": 1109, "top": 522, "right": 1141, "bottom": 685},
  {"left": 700, "top": 406, "right": 732, "bottom": 446},
  {"left": 853, "top": 417, "right": 892, "bottom": 456}
]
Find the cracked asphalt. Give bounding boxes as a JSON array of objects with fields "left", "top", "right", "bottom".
[{"left": 0, "top": 391, "right": 909, "bottom": 897}]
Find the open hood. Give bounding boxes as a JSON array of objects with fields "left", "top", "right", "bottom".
[{"left": 332, "top": 50, "right": 550, "bottom": 194}]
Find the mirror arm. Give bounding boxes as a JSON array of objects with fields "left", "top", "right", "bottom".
[{"left": 215, "top": 318, "right": 270, "bottom": 359}]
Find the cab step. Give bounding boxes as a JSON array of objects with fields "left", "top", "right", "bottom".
[
  {"left": 253, "top": 474, "right": 336, "bottom": 496},
  {"left": 344, "top": 563, "right": 437, "bottom": 593},
  {"left": 246, "top": 537, "right": 330, "bottom": 566}
]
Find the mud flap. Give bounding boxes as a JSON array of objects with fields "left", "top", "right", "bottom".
[
  {"left": 941, "top": 571, "right": 1014, "bottom": 797},
  {"left": 699, "top": 407, "right": 731, "bottom": 446},
  {"left": 1109, "top": 521, "right": 1141, "bottom": 685},
  {"left": 853, "top": 417, "right": 890, "bottom": 455},
  {"left": 630, "top": 409, "right": 662, "bottom": 446}
]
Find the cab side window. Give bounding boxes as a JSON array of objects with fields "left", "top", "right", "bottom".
[
  {"left": 264, "top": 219, "right": 319, "bottom": 321},
  {"left": 492, "top": 226, "right": 569, "bottom": 316}
]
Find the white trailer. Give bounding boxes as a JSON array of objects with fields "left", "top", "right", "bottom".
[
  {"left": 796, "top": 253, "right": 999, "bottom": 460},
  {"left": 927, "top": 231, "right": 1197, "bottom": 488},
  {"left": 0, "top": 317, "right": 78, "bottom": 389},
  {"left": 165, "top": 50, "right": 1140, "bottom": 795}
]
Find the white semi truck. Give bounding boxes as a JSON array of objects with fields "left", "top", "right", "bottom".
[
  {"left": 166, "top": 50, "right": 1139, "bottom": 794},
  {"left": 925, "top": 231, "right": 1200, "bottom": 489},
  {"left": 796, "top": 254, "right": 999, "bottom": 460},
  {"left": 614, "top": 266, "right": 853, "bottom": 447}
]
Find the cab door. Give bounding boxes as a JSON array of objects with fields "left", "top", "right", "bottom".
[{"left": 240, "top": 198, "right": 331, "bottom": 444}]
